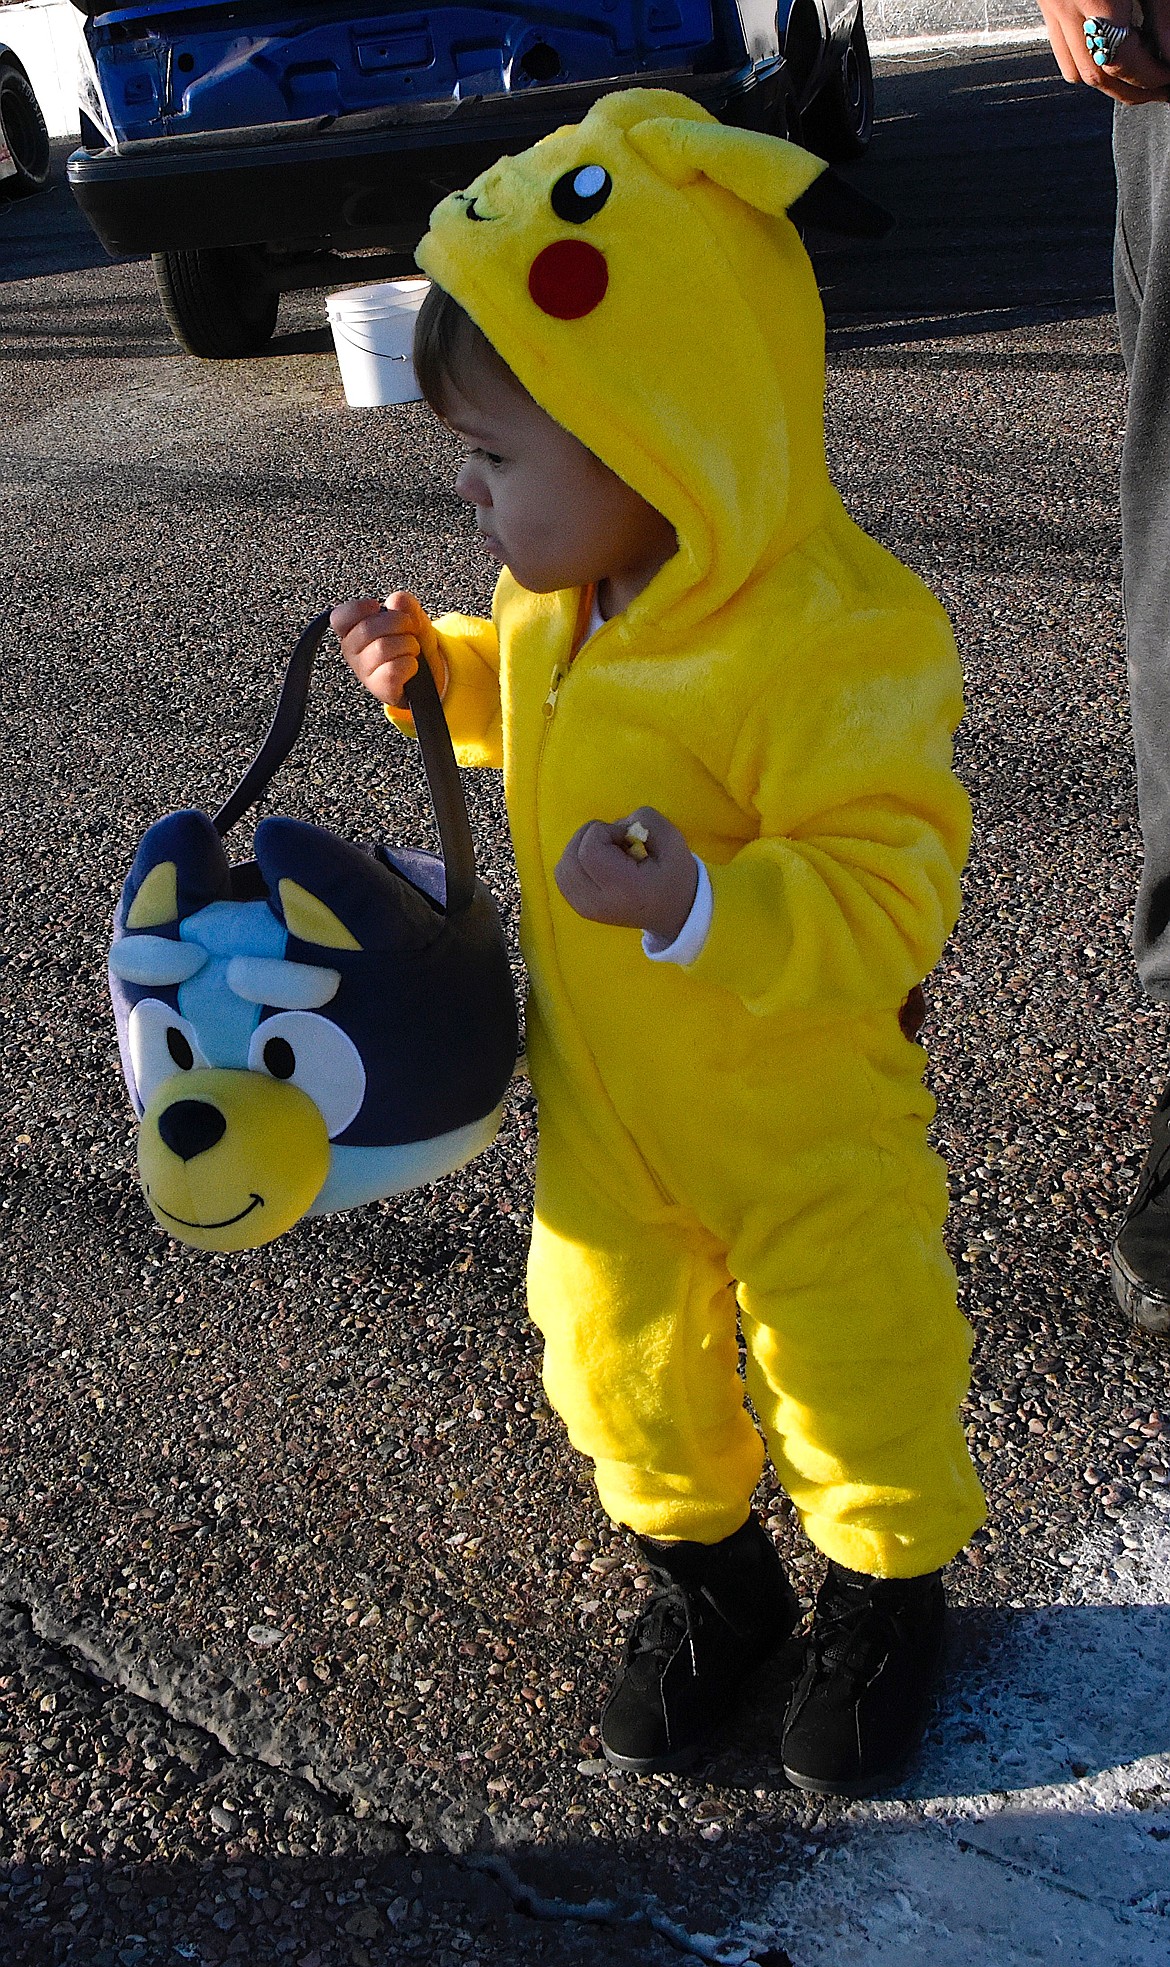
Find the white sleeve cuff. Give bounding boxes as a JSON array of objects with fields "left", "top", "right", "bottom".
[{"left": 642, "top": 857, "right": 713, "bottom": 966}]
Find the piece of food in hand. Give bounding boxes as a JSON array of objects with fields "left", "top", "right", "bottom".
[{"left": 623, "top": 820, "right": 650, "bottom": 862}]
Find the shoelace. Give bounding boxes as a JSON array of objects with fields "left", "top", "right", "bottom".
[
  {"left": 626, "top": 1571, "right": 765, "bottom": 1679},
  {"left": 807, "top": 1584, "right": 901, "bottom": 1690},
  {"left": 626, "top": 1582, "right": 694, "bottom": 1666}
]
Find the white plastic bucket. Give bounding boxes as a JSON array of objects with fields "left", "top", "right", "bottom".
[{"left": 326, "top": 278, "right": 429, "bottom": 407}]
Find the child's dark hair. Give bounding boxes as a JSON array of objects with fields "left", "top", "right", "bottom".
[{"left": 413, "top": 281, "right": 502, "bottom": 419}]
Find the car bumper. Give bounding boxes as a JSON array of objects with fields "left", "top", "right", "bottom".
[{"left": 67, "top": 66, "right": 780, "bottom": 258}]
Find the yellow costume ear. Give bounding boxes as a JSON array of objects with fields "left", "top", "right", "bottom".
[
  {"left": 625, "top": 115, "right": 826, "bottom": 217},
  {"left": 278, "top": 878, "right": 362, "bottom": 951},
  {"left": 127, "top": 860, "right": 178, "bottom": 929}
]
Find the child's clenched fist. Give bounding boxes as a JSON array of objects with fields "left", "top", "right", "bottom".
[{"left": 555, "top": 806, "right": 698, "bottom": 946}]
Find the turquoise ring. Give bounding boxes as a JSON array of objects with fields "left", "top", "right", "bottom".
[{"left": 1084, "top": 16, "right": 1131, "bottom": 64}]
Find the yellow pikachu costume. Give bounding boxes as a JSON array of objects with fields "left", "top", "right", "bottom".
[{"left": 409, "top": 88, "right": 985, "bottom": 1577}]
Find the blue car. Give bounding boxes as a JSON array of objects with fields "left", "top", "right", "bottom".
[{"left": 67, "top": 0, "right": 875, "bottom": 357}]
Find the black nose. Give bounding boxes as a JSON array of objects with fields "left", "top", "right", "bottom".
[{"left": 157, "top": 1099, "right": 226, "bottom": 1162}]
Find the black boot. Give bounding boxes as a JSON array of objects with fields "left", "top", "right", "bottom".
[
  {"left": 781, "top": 1562, "right": 945, "bottom": 1797},
  {"left": 599, "top": 1511, "right": 800, "bottom": 1774},
  {"left": 1111, "top": 1077, "right": 1170, "bottom": 1334}
]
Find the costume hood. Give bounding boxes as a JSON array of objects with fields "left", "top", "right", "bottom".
[{"left": 417, "top": 89, "right": 831, "bottom": 640}]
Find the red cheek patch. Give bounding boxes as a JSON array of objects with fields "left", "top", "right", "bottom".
[{"left": 528, "top": 240, "right": 608, "bottom": 320}]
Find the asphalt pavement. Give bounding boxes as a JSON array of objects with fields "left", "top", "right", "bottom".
[{"left": 2, "top": 46, "right": 1168, "bottom": 1967}]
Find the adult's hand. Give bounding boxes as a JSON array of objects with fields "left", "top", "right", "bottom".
[{"left": 1037, "top": 0, "right": 1170, "bottom": 104}]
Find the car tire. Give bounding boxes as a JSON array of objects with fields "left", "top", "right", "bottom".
[
  {"left": 0, "top": 59, "right": 51, "bottom": 198},
  {"left": 802, "top": 7, "right": 874, "bottom": 162},
  {"left": 152, "top": 248, "right": 279, "bottom": 358},
  {"left": 767, "top": 78, "right": 803, "bottom": 145}
]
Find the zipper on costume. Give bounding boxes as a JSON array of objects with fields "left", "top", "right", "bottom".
[
  {"left": 531, "top": 605, "right": 674, "bottom": 1213},
  {"left": 542, "top": 581, "right": 600, "bottom": 722},
  {"left": 543, "top": 662, "right": 566, "bottom": 720}
]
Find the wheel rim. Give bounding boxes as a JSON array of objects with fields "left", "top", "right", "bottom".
[
  {"left": 1, "top": 80, "right": 42, "bottom": 175},
  {"left": 842, "top": 45, "right": 864, "bottom": 129}
]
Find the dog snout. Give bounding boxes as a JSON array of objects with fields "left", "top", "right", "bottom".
[{"left": 157, "top": 1098, "right": 227, "bottom": 1162}]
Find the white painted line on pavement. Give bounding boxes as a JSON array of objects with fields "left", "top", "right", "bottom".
[{"left": 871, "top": 25, "right": 1052, "bottom": 57}]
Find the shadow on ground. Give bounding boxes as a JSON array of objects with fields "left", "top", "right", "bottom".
[
  {"left": 810, "top": 49, "right": 1115, "bottom": 333},
  {"left": 0, "top": 146, "right": 127, "bottom": 285}
]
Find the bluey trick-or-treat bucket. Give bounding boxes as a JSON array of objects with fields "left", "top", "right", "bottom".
[{"left": 108, "top": 612, "right": 519, "bottom": 1252}]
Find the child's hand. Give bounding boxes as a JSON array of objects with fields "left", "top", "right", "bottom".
[
  {"left": 555, "top": 807, "right": 698, "bottom": 945},
  {"left": 331, "top": 592, "right": 446, "bottom": 707}
]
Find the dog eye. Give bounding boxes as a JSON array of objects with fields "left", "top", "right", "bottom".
[
  {"left": 248, "top": 1012, "right": 366, "bottom": 1139},
  {"left": 550, "top": 164, "right": 612, "bottom": 224},
  {"left": 128, "top": 999, "right": 208, "bottom": 1109},
  {"left": 167, "top": 1027, "right": 195, "bottom": 1070},
  {"left": 262, "top": 1036, "right": 296, "bottom": 1080}
]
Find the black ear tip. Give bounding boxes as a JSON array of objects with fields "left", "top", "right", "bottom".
[{"left": 790, "top": 171, "right": 894, "bottom": 240}]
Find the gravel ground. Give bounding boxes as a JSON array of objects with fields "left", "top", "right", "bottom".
[{"left": 1, "top": 47, "right": 1168, "bottom": 1967}]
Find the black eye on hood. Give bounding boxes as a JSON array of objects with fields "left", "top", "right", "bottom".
[{"left": 550, "top": 165, "right": 612, "bottom": 224}]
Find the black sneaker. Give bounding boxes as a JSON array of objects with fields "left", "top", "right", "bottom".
[
  {"left": 781, "top": 1562, "right": 945, "bottom": 1796},
  {"left": 1111, "top": 1079, "right": 1170, "bottom": 1335},
  {"left": 600, "top": 1511, "right": 800, "bottom": 1774}
]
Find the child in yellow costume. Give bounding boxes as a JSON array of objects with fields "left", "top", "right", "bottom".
[{"left": 333, "top": 87, "right": 986, "bottom": 1795}]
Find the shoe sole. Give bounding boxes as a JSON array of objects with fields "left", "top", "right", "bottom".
[
  {"left": 782, "top": 1710, "right": 943, "bottom": 1798},
  {"left": 781, "top": 1746, "right": 917, "bottom": 1798},
  {"left": 601, "top": 1739, "right": 708, "bottom": 1775},
  {"left": 1110, "top": 1247, "right": 1170, "bottom": 1335}
]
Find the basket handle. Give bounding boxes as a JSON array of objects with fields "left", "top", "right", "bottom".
[{"left": 212, "top": 609, "right": 477, "bottom": 915}]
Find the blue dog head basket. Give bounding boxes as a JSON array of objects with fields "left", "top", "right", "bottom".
[{"left": 108, "top": 611, "right": 519, "bottom": 1251}]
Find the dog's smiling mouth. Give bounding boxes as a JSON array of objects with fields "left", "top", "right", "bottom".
[{"left": 148, "top": 1189, "right": 264, "bottom": 1230}]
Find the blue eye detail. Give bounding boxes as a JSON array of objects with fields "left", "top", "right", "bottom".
[{"left": 550, "top": 165, "right": 612, "bottom": 224}]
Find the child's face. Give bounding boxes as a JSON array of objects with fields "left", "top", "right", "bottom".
[{"left": 447, "top": 349, "right": 675, "bottom": 609}]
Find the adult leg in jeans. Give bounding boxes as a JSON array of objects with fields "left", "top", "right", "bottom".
[{"left": 1110, "top": 100, "right": 1170, "bottom": 1331}]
